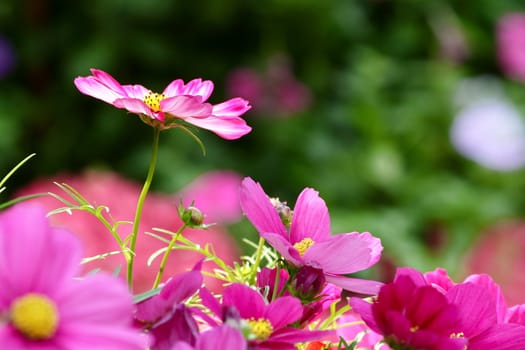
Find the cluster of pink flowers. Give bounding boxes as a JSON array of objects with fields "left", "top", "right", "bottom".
[{"left": 3, "top": 68, "right": 525, "bottom": 350}]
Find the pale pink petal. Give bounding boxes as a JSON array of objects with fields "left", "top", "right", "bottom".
[
  {"left": 182, "top": 115, "right": 251, "bottom": 140},
  {"left": 121, "top": 84, "right": 150, "bottom": 100},
  {"left": 174, "top": 79, "right": 215, "bottom": 101},
  {"left": 161, "top": 95, "right": 212, "bottom": 118},
  {"left": 113, "top": 98, "right": 157, "bottom": 119},
  {"left": 57, "top": 324, "right": 150, "bottom": 350},
  {"left": 326, "top": 275, "right": 383, "bottom": 295},
  {"left": 239, "top": 178, "right": 287, "bottom": 237},
  {"left": 162, "top": 79, "right": 185, "bottom": 97},
  {"left": 211, "top": 98, "right": 251, "bottom": 118},
  {"left": 90, "top": 69, "right": 127, "bottom": 95},
  {"left": 305, "top": 233, "right": 381, "bottom": 274},
  {"left": 0, "top": 204, "right": 81, "bottom": 299},
  {"left": 74, "top": 76, "right": 126, "bottom": 104},
  {"left": 197, "top": 326, "right": 247, "bottom": 350},
  {"left": 58, "top": 274, "right": 134, "bottom": 325},
  {"left": 289, "top": 188, "right": 331, "bottom": 243}
]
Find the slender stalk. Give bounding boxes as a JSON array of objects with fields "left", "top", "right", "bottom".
[
  {"left": 127, "top": 127, "right": 161, "bottom": 289},
  {"left": 152, "top": 223, "right": 188, "bottom": 289},
  {"left": 250, "top": 236, "right": 265, "bottom": 284}
]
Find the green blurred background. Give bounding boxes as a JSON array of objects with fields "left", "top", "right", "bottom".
[{"left": 2, "top": 1, "right": 525, "bottom": 286}]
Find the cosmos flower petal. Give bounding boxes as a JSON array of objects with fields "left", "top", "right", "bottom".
[
  {"left": 305, "top": 233, "right": 382, "bottom": 274},
  {"left": 181, "top": 115, "right": 252, "bottom": 140},
  {"left": 90, "top": 69, "right": 127, "bottom": 95},
  {"left": 161, "top": 95, "right": 212, "bottom": 118},
  {"left": 196, "top": 326, "right": 247, "bottom": 350},
  {"left": 289, "top": 188, "right": 331, "bottom": 243},
  {"left": 113, "top": 98, "right": 156, "bottom": 118},
  {"left": 223, "top": 283, "right": 266, "bottom": 319},
  {"left": 325, "top": 275, "right": 383, "bottom": 295},
  {"left": 239, "top": 178, "right": 288, "bottom": 237},
  {"left": 261, "top": 232, "right": 301, "bottom": 265},
  {"left": 447, "top": 283, "right": 497, "bottom": 337},
  {"left": 468, "top": 324, "right": 525, "bottom": 350},
  {"left": 265, "top": 296, "right": 303, "bottom": 329},
  {"left": 121, "top": 84, "right": 150, "bottom": 100},
  {"left": 349, "top": 297, "right": 380, "bottom": 333},
  {"left": 74, "top": 76, "right": 126, "bottom": 104},
  {"left": 57, "top": 324, "right": 150, "bottom": 350},
  {"left": 58, "top": 274, "right": 134, "bottom": 325},
  {"left": 211, "top": 98, "right": 252, "bottom": 118},
  {"left": 0, "top": 204, "right": 81, "bottom": 298}
]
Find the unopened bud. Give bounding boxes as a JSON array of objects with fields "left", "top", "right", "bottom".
[
  {"left": 182, "top": 206, "right": 204, "bottom": 227},
  {"left": 292, "top": 266, "right": 326, "bottom": 301},
  {"left": 269, "top": 197, "right": 293, "bottom": 227}
]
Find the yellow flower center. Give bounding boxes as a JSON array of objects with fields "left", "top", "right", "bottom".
[
  {"left": 143, "top": 91, "right": 166, "bottom": 112},
  {"left": 10, "top": 293, "right": 59, "bottom": 340},
  {"left": 247, "top": 317, "right": 274, "bottom": 341},
  {"left": 293, "top": 237, "right": 315, "bottom": 256}
]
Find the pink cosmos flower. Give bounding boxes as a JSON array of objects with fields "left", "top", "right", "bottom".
[
  {"left": 424, "top": 268, "right": 525, "bottom": 349},
  {"left": 199, "top": 283, "right": 332, "bottom": 350},
  {"left": 74, "top": 68, "right": 251, "bottom": 139},
  {"left": 497, "top": 13, "right": 525, "bottom": 83},
  {"left": 16, "top": 170, "right": 242, "bottom": 293},
  {"left": 0, "top": 203, "right": 149, "bottom": 349},
  {"left": 239, "top": 177, "right": 383, "bottom": 295},
  {"left": 350, "top": 267, "right": 467, "bottom": 350}
]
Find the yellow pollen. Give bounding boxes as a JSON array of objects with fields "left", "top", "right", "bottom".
[
  {"left": 450, "top": 332, "right": 465, "bottom": 338},
  {"left": 10, "top": 293, "right": 59, "bottom": 340},
  {"left": 410, "top": 325, "right": 419, "bottom": 332},
  {"left": 247, "top": 318, "right": 273, "bottom": 341},
  {"left": 293, "top": 237, "right": 315, "bottom": 256},
  {"left": 143, "top": 91, "right": 166, "bottom": 112}
]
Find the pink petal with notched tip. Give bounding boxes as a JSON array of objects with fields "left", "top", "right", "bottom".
[
  {"left": 163, "top": 79, "right": 215, "bottom": 101},
  {"left": 161, "top": 95, "right": 212, "bottom": 118}
]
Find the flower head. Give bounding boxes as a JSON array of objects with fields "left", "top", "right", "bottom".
[
  {"left": 200, "top": 283, "right": 332, "bottom": 349},
  {"left": 497, "top": 13, "right": 525, "bottom": 83},
  {"left": 239, "top": 177, "right": 383, "bottom": 295},
  {"left": 0, "top": 203, "right": 149, "bottom": 349},
  {"left": 74, "top": 69, "right": 251, "bottom": 139},
  {"left": 350, "top": 267, "right": 467, "bottom": 350}
]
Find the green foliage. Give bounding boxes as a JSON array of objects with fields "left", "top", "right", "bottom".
[{"left": 2, "top": 0, "right": 525, "bottom": 281}]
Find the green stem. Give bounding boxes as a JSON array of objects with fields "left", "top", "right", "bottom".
[
  {"left": 250, "top": 236, "right": 265, "bottom": 284},
  {"left": 152, "top": 223, "right": 187, "bottom": 289},
  {"left": 127, "top": 127, "right": 161, "bottom": 289}
]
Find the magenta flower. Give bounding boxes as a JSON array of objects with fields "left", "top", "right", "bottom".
[
  {"left": 0, "top": 203, "right": 149, "bottom": 349},
  {"left": 350, "top": 267, "right": 467, "bottom": 350},
  {"left": 135, "top": 262, "right": 203, "bottom": 350},
  {"left": 74, "top": 69, "right": 251, "bottom": 139},
  {"left": 200, "top": 283, "right": 332, "bottom": 350},
  {"left": 239, "top": 177, "right": 383, "bottom": 295}
]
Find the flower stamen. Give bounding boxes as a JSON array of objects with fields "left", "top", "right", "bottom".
[
  {"left": 247, "top": 317, "right": 273, "bottom": 341},
  {"left": 10, "top": 293, "right": 59, "bottom": 340},
  {"left": 294, "top": 237, "right": 315, "bottom": 256},
  {"left": 143, "top": 91, "right": 166, "bottom": 112}
]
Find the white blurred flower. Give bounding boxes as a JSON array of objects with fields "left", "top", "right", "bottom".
[{"left": 450, "top": 94, "right": 525, "bottom": 171}]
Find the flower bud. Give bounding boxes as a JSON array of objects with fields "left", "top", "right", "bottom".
[
  {"left": 291, "top": 266, "right": 326, "bottom": 301},
  {"left": 269, "top": 197, "right": 293, "bottom": 227},
  {"left": 181, "top": 206, "right": 204, "bottom": 227}
]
